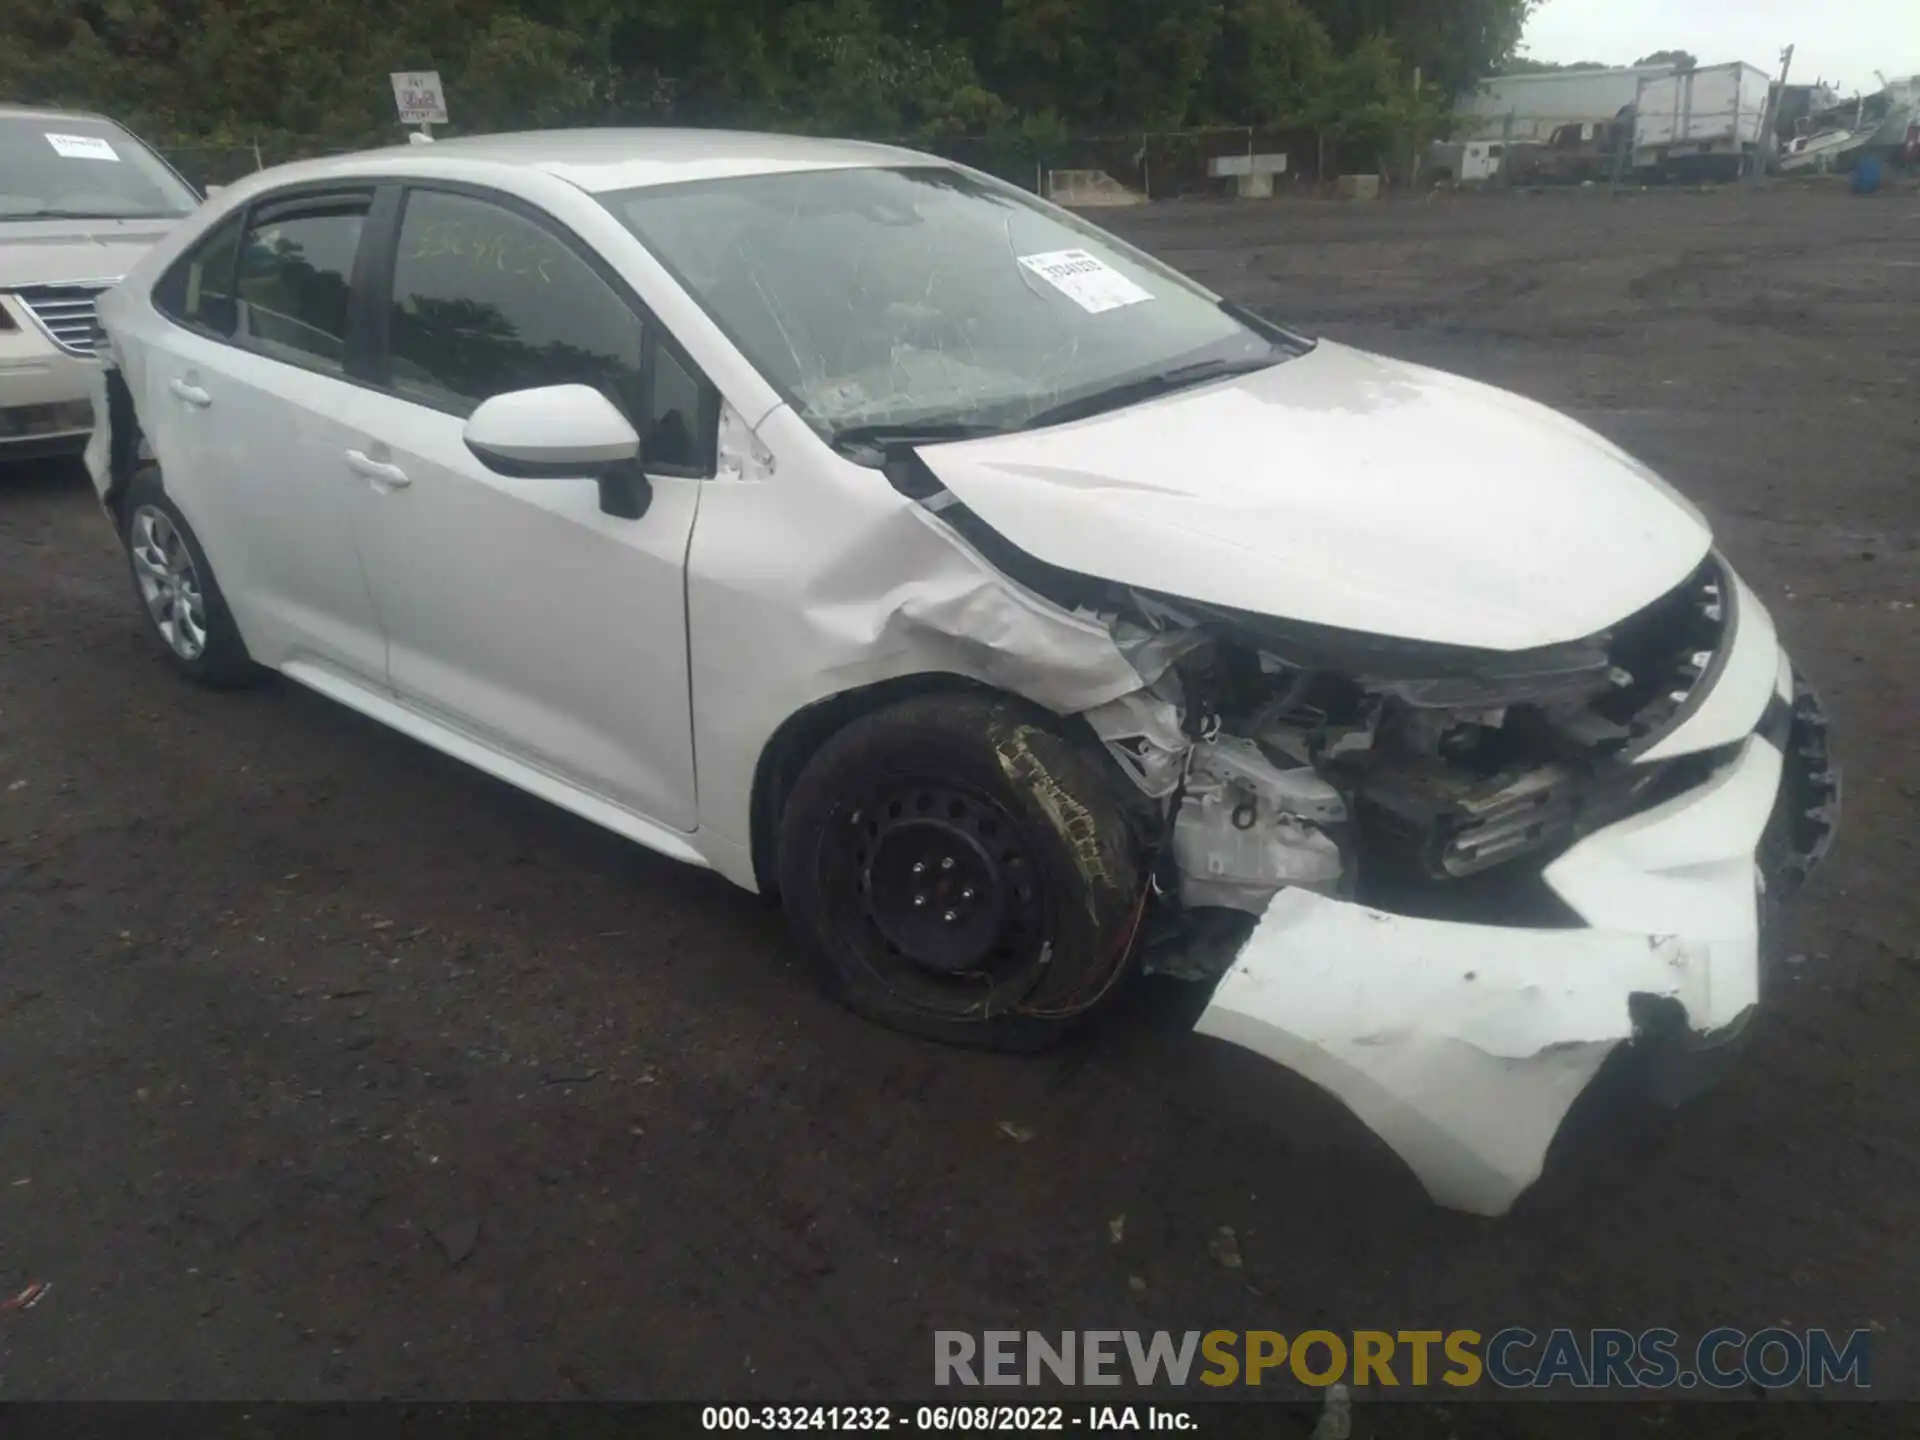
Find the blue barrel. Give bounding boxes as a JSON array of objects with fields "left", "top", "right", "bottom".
[{"left": 1852, "top": 154, "right": 1884, "bottom": 195}]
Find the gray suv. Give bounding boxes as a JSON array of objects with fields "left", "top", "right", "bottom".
[{"left": 1, "top": 105, "right": 198, "bottom": 461}]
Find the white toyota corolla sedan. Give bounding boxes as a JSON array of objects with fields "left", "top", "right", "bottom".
[{"left": 87, "top": 130, "right": 1838, "bottom": 1216}]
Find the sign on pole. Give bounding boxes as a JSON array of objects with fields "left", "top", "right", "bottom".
[{"left": 390, "top": 71, "right": 448, "bottom": 127}]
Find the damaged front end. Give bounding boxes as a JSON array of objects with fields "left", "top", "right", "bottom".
[
  {"left": 873, "top": 437, "right": 1837, "bottom": 1216},
  {"left": 1074, "top": 561, "right": 1836, "bottom": 1215},
  {"left": 925, "top": 497, "right": 1833, "bottom": 1217}
]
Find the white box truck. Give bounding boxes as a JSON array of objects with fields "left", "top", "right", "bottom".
[{"left": 1633, "top": 62, "right": 1773, "bottom": 180}]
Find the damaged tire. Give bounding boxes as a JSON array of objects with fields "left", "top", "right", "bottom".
[
  {"left": 777, "top": 692, "right": 1145, "bottom": 1050},
  {"left": 121, "top": 469, "right": 255, "bottom": 688}
]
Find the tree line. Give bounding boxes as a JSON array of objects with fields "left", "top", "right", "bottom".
[{"left": 2, "top": 0, "right": 1536, "bottom": 160}]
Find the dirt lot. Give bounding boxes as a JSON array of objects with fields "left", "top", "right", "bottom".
[{"left": 2, "top": 184, "right": 1916, "bottom": 1416}]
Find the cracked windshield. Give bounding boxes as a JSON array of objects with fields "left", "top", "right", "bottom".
[{"left": 604, "top": 166, "right": 1290, "bottom": 446}]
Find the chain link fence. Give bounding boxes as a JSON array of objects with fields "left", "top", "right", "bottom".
[
  {"left": 163, "top": 118, "right": 1789, "bottom": 207},
  {"left": 155, "top": 124, "right": 1396, "bottom": 203},
  {"left": 155, "top": 135, "right": 402, "bottom": 190},
  {"left": 912, "top": 125, "right": 1387, "bottom": 201}
]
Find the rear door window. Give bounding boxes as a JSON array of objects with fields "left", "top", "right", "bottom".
[
  {"left": 233, "top": 196, "right": 370, "bottom": 373},
  {"left": 155, "top": 212, "right": 243, "bottom": 335}
]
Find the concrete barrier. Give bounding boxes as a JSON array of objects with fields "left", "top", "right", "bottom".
[{"left": 1209, "top": 153, "right": 1287, "bottom": 199}]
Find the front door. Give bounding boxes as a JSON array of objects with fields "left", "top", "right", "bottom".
[{"left": 340, "top": 185, "right": 713, "bottom": 831}]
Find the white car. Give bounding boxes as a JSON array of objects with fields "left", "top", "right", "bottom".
[
  {"left": 86, "top": 130, "right": 1838, "bottom": 1216},
  {"left": 1, "top": 105, "right": 198, "bottom": 461}
]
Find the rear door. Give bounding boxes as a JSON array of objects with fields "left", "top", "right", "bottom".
[
  {"left": 141, "top": 187, "right": 388, "bottom": 683},
  {"left": 339, "top": 183, "right": 715, "bottom": 831}
]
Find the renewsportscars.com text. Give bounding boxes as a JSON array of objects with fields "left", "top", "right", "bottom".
[{"left": 934, "top": 1328, "right": 1873, "bottom": 1391}]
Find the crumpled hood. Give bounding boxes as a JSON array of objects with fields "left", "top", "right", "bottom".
[
  {"left": 916, "top": 341, "right": 1713, "bottom": 651},
  {"left": 0, "top": 219, "right": 179, "bottom": 289}
]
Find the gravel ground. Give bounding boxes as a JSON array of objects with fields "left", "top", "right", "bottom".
[{"left": 1, "top": 182, "right": 1916, "bottom": 1422}]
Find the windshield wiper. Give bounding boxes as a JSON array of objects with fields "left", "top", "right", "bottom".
[
  {"left": 826, "top": 352, "right": 1286, "bottom": 458},
  {"left": 828, "top": 420, "right": 1009, "bottom": 458},
  {"left": 1018, "top": 353, "right": 1284, "bottom": 431}
]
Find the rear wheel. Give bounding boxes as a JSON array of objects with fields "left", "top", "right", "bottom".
[
  {"left": 776, "top": 692, "right": 1145, "bottom": 1050},
  {"left": 121, "top": 470, "right": 255, "bottom": 688}
]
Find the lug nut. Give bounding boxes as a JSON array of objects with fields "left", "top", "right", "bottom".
[
  {"left": 943, "top": 910, "right": 958, "bottom": 923},
  {"left": 913, "top": 894, "right": 927, "bottom": 908},
  {"left": 961, "top": 887, "right": 975, "bottom": 901},
  {"left": 911, "top": 861, "right": 926, "bottom": 875},
  {"left": 940, "top": 856, "right": 955, "bottom": 871}
]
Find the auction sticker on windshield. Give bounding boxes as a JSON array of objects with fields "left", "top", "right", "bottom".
[
  {"left": 45, "top": 133, "right": 120, "bottom": 162},
  {"left": 1017, "top": 249, "right": 1154, "bottom": 313}
]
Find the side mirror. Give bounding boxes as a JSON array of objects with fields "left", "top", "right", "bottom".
[{"left": 463, "top": 384, "right": 650, "bottom": 519}]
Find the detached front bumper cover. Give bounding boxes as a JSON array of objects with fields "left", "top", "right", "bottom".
[{"left": 1195, "top": 657, "right": 1839, "bottom": 1217}]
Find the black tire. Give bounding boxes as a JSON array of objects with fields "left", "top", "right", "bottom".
[
  {"left": 120, "top": 468, "right": 256, "bottom": 688},
  {"left": 777, "top": 692, "right": 1145, "bottom": 1051}
]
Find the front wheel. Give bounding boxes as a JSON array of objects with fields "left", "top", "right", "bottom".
[{"left": 776, "top": 692, "right": 1145, "bottom": 1050}]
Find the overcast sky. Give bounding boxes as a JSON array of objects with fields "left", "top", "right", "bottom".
[{"left": 1521, "top": 0, "right": 1914, "bottom": 96}]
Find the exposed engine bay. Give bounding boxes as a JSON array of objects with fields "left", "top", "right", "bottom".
[{"left": 1073, "top": 554, "right": 1742, "bottom": 975}]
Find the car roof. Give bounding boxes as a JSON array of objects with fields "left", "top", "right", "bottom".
[
  {"left": 0, "top": 103, "right": 119, "bottom": 124},
  {"left": 259, "top": 128, "right": 943, "bottom": 196}
]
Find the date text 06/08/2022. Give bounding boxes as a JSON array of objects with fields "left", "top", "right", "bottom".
[{"left": 702, "top": 1406, "right": 1195, "bottom": 1432}]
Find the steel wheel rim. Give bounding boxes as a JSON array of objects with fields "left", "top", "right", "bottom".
[
  {"left": 130, "top": 505, "right": 208, "bottom": 661},
  {"left": 822, "top": 776, "right": 1054, "bottom": 1010}
]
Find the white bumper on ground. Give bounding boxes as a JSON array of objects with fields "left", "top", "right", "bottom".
[{"left": 1196, "top": 649, "right": 1801, "bottom": 1218}]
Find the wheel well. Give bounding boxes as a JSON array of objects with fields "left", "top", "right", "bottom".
[
  {"left": 100, "top": 367, "right": 146, "bottom": 526},
  {"left": 749, "top": 673, "right": 994, "bottom": 898}
]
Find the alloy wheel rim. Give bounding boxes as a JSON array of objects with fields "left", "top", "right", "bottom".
[{"left": 130, "top": 506, "right": 208, "bottom": 661}]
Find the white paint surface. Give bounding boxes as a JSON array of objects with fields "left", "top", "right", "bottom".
[
  {"left": 918, "top": 341, "right": 1713, "bottom": 651},
  {"left": 1634, "top": 64, "right": 1773, "bottom": 154},
  {"left": 1199, "top": 727, "right": 1786, "bottom": 1216},
  {"left": 463, "top": 384, "right": 640, "bottom": 467},
  {"left": 1636, "top": 568, "right": 1778, "bottom": 762}
]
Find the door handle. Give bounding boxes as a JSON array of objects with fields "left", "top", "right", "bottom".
[
  {"left": 344, "top": 449, "right": 412, "bottom": 489},
  {"left": 168, "top": 378, "right": 211, "bottom": 407}
]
